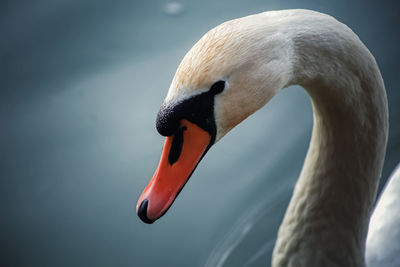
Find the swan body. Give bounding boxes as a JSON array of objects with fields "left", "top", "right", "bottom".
[
  {"left": 137, "top": 9, "right": 390, "bottom": 266},
  {"left": 366, "top": 163, "right": 400, "bottom": 266}
]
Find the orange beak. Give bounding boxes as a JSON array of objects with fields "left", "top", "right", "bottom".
[{"left": 136, "top": 119, "right": 211, "bottom": 223}]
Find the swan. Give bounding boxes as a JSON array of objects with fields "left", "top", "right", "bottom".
[{"left": 136, "top": 9, "right": 395, "bottom": 266}]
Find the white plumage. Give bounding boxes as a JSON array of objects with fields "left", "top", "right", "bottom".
[
  {"left": 160, "top": 9, "right": 397, "bottom": 266},
  {"left": 366, "top": 164, "right": 400, "bottom": 266}
]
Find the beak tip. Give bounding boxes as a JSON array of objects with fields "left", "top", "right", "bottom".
[{"left": 137, "top": 199, "right": 155, "bottom": 224}]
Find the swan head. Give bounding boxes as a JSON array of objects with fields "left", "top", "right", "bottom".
[{"left": 137, "top": 15, "right": 293, "bottom": 223}]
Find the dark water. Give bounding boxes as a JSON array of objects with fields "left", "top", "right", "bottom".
[{"left": 1, "top": 1, "right": 399, "bottom": 266}]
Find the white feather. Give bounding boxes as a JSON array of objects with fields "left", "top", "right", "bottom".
[
  {"left": 164, "top": 9, "right": 395, "bottom": 267},
  {"left": 366, "top": 164, "right": 400, "bottom": 266}
]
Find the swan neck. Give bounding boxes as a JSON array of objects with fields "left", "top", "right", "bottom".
[{"left": 272, "top": 14, "right": 388, "bottom": 267}]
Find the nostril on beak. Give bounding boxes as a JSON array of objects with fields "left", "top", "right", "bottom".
[{"left": 137, "top": 199, "right": 155, "bottom": 224}]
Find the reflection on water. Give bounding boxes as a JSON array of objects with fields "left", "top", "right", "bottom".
[{"left": 1, "top": 1, "right": 399, "bottom": 266}]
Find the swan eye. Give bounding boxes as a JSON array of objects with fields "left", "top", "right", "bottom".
[{"left": 209, "top": 80, "right": 225, "bottom": 95}]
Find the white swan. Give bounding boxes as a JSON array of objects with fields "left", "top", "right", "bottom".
[{"left": 136, "top": 9, "right": 396, "bottom": 266}]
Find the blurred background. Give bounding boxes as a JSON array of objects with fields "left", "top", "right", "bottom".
[{"left": 1, "top": 0, "right": 399, "bottom": 266}]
